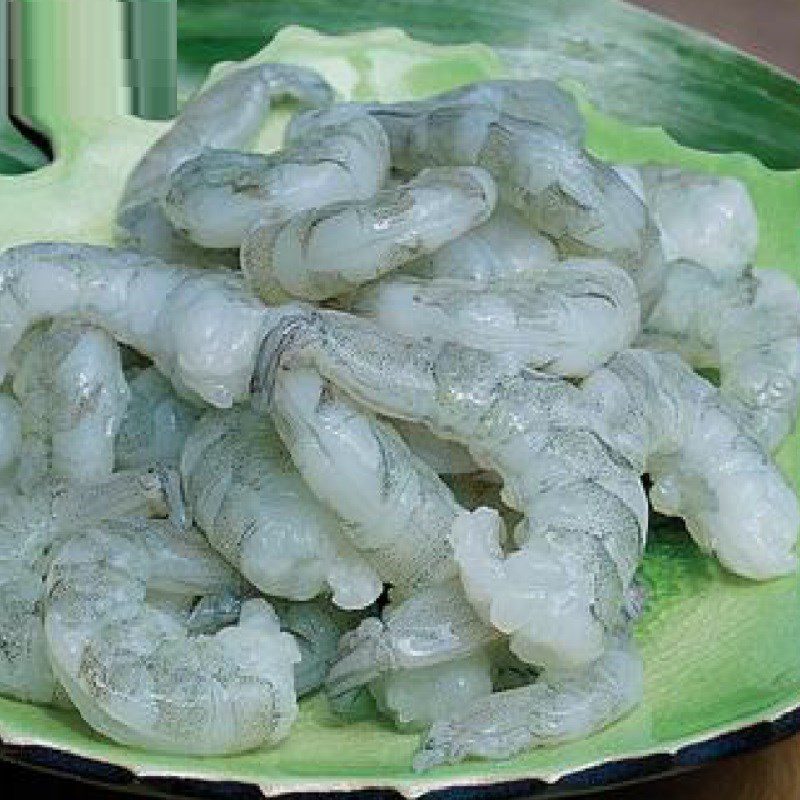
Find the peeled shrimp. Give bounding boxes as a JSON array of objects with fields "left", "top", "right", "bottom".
[
  {"left": 0, "top": 243, "right": 304, "bottom": 408},
  {"left": 585, "top": 349, "right": 799, "bottom": 580},
  {"left": 291, "top": 102, "right": 663, "bottom": 306},
  {"left": 44, "top": 518, "right": 299, "bottom": 754},
  {"left": 325, "top": 583, "right": 496, "bottom": 724},
  {"left": 180, "top": 407, "right": 381, "bottom": 608},
  {"left": 266, "top": 310, "right": 647, "bottom": 670},
  {"left": 641, "top": 261, "right": 800, "bottom": 451},
  {"left": 116, "top": 366, "right": 201, "bottom": 470},
  {"left": 163, "top": 105, "right": 389, "bottom": 250},
  {"left": 639, "top": 166, "right": 758, "bottom": 278},
  {"left": 413, "top": 635, "right": 643, "bottom": 771},
  {"left": 187, "top": 592, "right": 361, "bottom": 698},
  {"left": 349, "top": 258, "right": 640, "bottom": 377},
  {"left": 391, "top": 419, "right": 479, "bottom": 476},
  {"left": 117, "top": 63, "right": 333, "bottom": 261},
  {"left": 12, "top": 320, "right": 129, "bottom": 489},
  {"left": 241, "top": 166, "right": 496, "bottom": 301},
  {"left": 268, "top": 366, "right": 466, "bottom": 595},
  {"left": 0, "top": 469, "right": 178, "bottom": 705},
  {"left": 407, "top": 205, "right": 558, "bottom": 284}
]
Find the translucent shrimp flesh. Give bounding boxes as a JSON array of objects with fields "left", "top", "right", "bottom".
[
  {"left": 293, "top": 101, "right": 664, "bottom": 307},
  {"left": 348, "top": 258, "right": 640, "bottom": 377},
  {"left": 325, "top": 583, "right": 497, "bottom": 722},
  {"left": 117, "top": 63, "right": 334, "bottom": 261},
  {"left": 406, "top": 205, "right": 558, "bottom": 284},
  {"left": 268, "top": 366, "right": 468, "bottom": 595},
  {"left": 180, "top": 407, "right": 382, "bottom": 608},
  {"left": 0, "top": 469, "right": 179, "bottom": 706},
  {"left": 641, "top": 261, "right": 800, "bottom": 451},
  {"left": 187, "top": 592, "right": 362, "bottom": 698},
  {"left": 44, "top": 518, "right": 299, "bottom": 754},
  {"left": 240, "top": 166, "right": 497, "bottom": 301},
  {"left": 391, "top": 419, "right": 480, "bottom": 476},
  {"left": 115, "top": 366, "right": 202, "bottom": 470},
  {"left": 12, "top": 319, "right": 129, "bottom": 489},
  {"left": 585, "top": 349, "right": 800, "bottom": 580},
  {"left": 261, "top": 311, "right": 648, "bottom": 670},
  {"left": 639, "top": 166, "right": 758, "bottom": 279},
  {"left": 163, "top": 105, "right": 389, "bottom": 250},
  {"left": 298, "top": 78, "right": 586, "bottom": 152},
  {"left": 413, "top": 635, "right": 643, "bottom": 771},
  {"left": 0, "top": 243, "right": 305, "bottom": 408}
]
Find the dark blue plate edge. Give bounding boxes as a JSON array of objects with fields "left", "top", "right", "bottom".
[{"left": 2, "top": 703, "right": 799, "bottom": 799}]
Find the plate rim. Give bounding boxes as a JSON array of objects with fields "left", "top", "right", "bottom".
[{"left": 2, "top": 702, "right": 799, "bottom": 799}]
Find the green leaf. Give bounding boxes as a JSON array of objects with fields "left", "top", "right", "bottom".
[
  {"left": 1, "top": 21, "right": 800, "bottom": 794},
  {"left": 176, "top": 0, "right": 800, "bottom": 169}
]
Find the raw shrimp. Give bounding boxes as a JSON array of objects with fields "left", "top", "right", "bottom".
[
  {"left": 325, "top": 583, "right": 497, "bottom": 724},
  {"left": 163, "top": 106, "right": 389, "bottom": 250},
  {"left": 585, "top": 349, "right": 799, "bottom": 580},
  {"left": 413, "top": 635, "right": 643, "bottom": 771},
  {"left": 290, "top": 102, "right": 664, "bottom": 305},
  {"left": 406, "top": 205, "right": 558, "bottom": 284},
  {"left": 180, "top": 407, "right": 381, "bottom": 608},
  {"left": 117, "top": 63, "right": 333, "bottom": 261},
  {"left": 12, "top": 319, "right": 129, "bottom": 489},
  {"left": 0, "top": 468, "right": 179, "bottom": 705},
  {"left": 349, "top": 258, "right": 640, "bottom": 377},
  {"left": 641, "top": 261, "right": 800, "bottom": 451},
  {"left": 370, "top": 651, "right": 493, "bottom": 733},
  {"left": 268, "top": 366, "right": 466, "bottom": 595},
  {"left": 292, "top": 78, "right": 586, "bottom": 154},
  {"left": 240, "top": 166, "right": 496, "bottom": 301},
  {"left": 639, "top": 166, "right": 758, "bottom": 278},
  {"left": 265, "top": 310, "right": 648, "bottom": 670},
  {"left": 116, "top": 366, "right": 201, "bottom": 470},
  {"left": 187, "top": 592, "right": 360, "bottom": 697},
  {"left": 0, "top": 243, "right": 305, "bottom": 408},
  {"left": 0, "top": 394, "right": 22, "bottom": 479},
  {"left": 44, "top": 519, "right": 299, "bottom": 754}
]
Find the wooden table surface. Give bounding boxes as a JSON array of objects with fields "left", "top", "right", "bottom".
[{"left": 4, "top": 1, "right": 799, "bottom": 797}]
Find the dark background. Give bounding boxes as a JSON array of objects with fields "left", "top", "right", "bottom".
[{"left": 4, "top": 1, "right": 800, "bottom": 797}]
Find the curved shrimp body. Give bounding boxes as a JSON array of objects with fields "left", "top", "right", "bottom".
[
  {"left": 333, "top": 79, "right": 585, "bottom": 158},
  {"left": 0, "top": 243, "right": 305, "bottom": 408},
  {"left": 0, "top": 469, "right": 179, "bottom": 706},
  {"left": 407, "top": 205, "right": 558, "bottom": 283},
  {"left": 325, "top": 583, "right": 497, "bottom": 719},
  {"left": 413, "top": 635, "right": 643, "bottom": 771},
  {"left": 264, "top": 311, "right": 648, "bottom": 670},
  {"left": 240, "top": 166, "right": 497, "bottom": 301},
  {"left": 12, "top": 320, "right": 130, "bottom": 489},
  {"left": 187, "top": 592, "right": 362, "bottom": 698},
  {"left": 44, "top": 519, "right": 299, "bottom": 755},
  {"left": 180, "top": 407, "right": 381, "bottom": 608},
  {"left": 639, "top": 166, "right": 758, "bottom": 279},
  {"left": 349, "top": 258, "right": 640, "bottom": 377},
  {"left": 269, "top": 366, "right": 469, "bottom": 595},
  {"left": 117, "top": 63, "right": 333, "bottom": 260},
  {"left": 116, "top": 366, "right": 202, "bottom": 470},
  {"left": 307, "top": 101, "right": 664, "bottom": 307},
  {"left": 0, "top": 394, "right": 22, "bottom": 479},
  {"left": 163, "top": 107, "right": 389, "bottom": 250},
  {"left": 642, "top": 261, "right": 800, "bottom": 451},
  {"left": 587, "top": 349, "right": 800, "bottom": 580}
]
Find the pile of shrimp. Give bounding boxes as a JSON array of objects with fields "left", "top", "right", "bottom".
[{"left": 0, "top": 61, "right": 798, "bottom": 771}]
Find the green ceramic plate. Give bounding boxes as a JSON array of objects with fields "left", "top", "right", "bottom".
[{"left": 2, "top": 4, "right": 800, "bottom": 797}]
